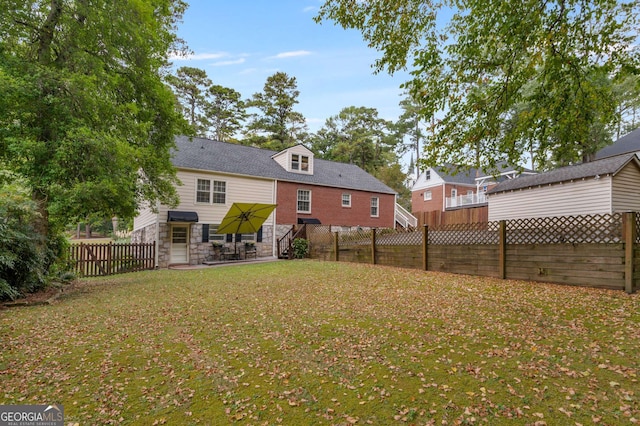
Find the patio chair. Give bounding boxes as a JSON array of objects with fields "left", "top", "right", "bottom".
[{"left": 244, "top": 243, "right": 257, "bottom": 259}]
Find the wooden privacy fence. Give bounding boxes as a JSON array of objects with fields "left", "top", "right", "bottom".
[
  {"left": 417, "top": 205, "right": 488, "bottom": 227},
  {"left": 68, "top": 242, "right": 155, "bottom": 277},
  {"left": 307, "top": 212, "right": 640, "bottom": 293}
]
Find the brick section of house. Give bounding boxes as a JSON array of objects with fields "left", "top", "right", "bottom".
[
  {"left": 412, "top": 184, "right": 445, "bottom": 214},
  {"left": 277, "top": 181, "right": 395, "bottom": 228}
]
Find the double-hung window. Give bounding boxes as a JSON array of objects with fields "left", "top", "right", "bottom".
[
  {"left": 370, "top": 197, "right": 379, "bottom": 217},
  {"left": 196, "top": 179, "right": 211, "bottom": 203},
  {"left": 342, "top": 193, "right": 351, "bottom": 207},
  {"left": 291, "top": 154, "right": 310, "bottom": 172},
  {"left": 297, "top": 189, "right": 311, "bottom": 213},
  {"left": 196, "top": 178, "right": 226, "bottom": 204},
  {"left": 424, "top": 190, "right": 432, "bottom": 201},
  {"left": 213, "top": 181, "right": 226, "bottom": 204}
]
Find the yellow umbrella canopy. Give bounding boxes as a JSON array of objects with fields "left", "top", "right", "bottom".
[{"left": 217, "top": 203, "right": 277, "bottom": 235}]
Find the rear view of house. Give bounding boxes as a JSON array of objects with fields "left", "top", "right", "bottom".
[{"left": 132, "top": 136, "right": 398, "bottom": 267}]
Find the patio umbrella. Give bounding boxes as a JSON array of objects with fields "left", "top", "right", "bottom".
[{"left": 217, "top": 203, "right": 277, "bottom": 253}]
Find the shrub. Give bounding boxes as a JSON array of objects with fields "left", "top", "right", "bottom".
[
  {"left": 0, "top": 179, "right": 69, "bottom": 300},
  {"left": 292, "top": 238, "right": 309, "bottom": 259}
]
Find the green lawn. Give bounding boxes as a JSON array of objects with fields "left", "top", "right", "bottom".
[{"left": 1, "top": 260, "right": 639, "bottom": 425}]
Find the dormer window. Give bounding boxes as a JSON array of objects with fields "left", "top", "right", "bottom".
[
  {"left": 291, "top": 154, "right": 310, "bottom": 172},
  {"left": 272, "top": 145, "right": 314, "bottom": 174}
]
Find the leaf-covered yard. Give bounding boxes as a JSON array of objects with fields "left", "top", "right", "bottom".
[{"left": 1, "top": 260, "right": 639, "bottom": 425}]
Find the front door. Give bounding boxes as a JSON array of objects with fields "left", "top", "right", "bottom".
[{"left": 170, "top": 225, "right": 189, "bottom": 264}]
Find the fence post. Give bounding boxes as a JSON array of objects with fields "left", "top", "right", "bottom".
[
  {"left": 371, "top": 228, "right": 377, "bottom": 264},
  {"left": 333, "top": 231, "right": 339, "bottom": 262},
  {"left": 623, "top": 212, "right": 636, "bottom": 294},
  {"left": 422, "top": 225, "right": 429, "bottom": 271},
  {"left": 107, "top": 242, "right": 113, "bottom": 275},
  {"left": 79, "top": 242, "right": 85, "bottom": 277},
  {"left": 499, "top": 220, "right": 506, "bottom": 279}
]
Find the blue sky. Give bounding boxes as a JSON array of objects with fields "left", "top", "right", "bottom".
[{"left": 172, "top": 0, "right": 412, "bottom": 134}]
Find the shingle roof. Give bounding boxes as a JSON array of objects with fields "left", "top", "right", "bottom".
[
  {"left": 488, "top": 153, "right": 639, "bottom": 194},
  {"left": 171, "top": 136, "right": 396, "bottom": 194},
  {"left": 595, "top": 128, "right": 640, "bottom": 159}
]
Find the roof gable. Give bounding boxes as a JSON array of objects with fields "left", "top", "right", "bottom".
[
  {"left": 271, "top": 144, "right": 314, "bottom": 174},
  {"left": 171, "top": 136, "right": 396, "bottom": 195}
]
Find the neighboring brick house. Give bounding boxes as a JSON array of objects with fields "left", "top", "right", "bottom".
[
  {"left": 132, "top": 136, "right": 397, "bottom": 267},
  {"left": 412, "top": 164, "right": 530, "bottom": 211}
]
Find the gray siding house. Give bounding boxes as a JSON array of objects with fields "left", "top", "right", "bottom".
[{"left": 488, "top": 153, "right": 640, "bottom": 220}]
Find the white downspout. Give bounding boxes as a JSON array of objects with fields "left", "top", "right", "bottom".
[
  {"left": 154, "top": 201, "right": 160, "bottom": 268},
  {"left": 272, "top": 180, "right": 278, "bottom": 258}
]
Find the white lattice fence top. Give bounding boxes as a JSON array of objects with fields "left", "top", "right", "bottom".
[
  {"left": 429, "top": 222, "right": 499, "bottom": 245},
  {"left": 375, "top": 228, "right": 423, "bottom": 245},
  {"left": 506, "top": 213, "right": 622, "bottom": 244}
]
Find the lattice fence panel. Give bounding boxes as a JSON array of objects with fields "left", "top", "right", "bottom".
[
  {"left": 506, "top": 213, "right": 622, "bottom": 244},
  {"left": 429, "top": 222, "right": 499, "bottom": 245},
  {"left": 306, "top": 225, "right": 334, "bottom": 246},
  {"left": 339, "top": 228, "right": 373, "bottom": 248},
  {"left": 375, "top": 228, "right": 423, "bottom": 246}
]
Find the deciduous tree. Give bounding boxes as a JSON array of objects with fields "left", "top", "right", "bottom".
[
  {"left": 316, "top": 0, "right": 640, "bottom": 171},
  {"left": 0, "top": 0, "right": 185, "bottom": 251}
]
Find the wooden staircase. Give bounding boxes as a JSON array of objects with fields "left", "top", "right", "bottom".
[{"left": 277, "top": 224, "right": 307, "bottom": 259}]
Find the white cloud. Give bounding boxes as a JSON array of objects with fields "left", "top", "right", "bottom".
[
  {"left": 271, "top": 50, "right": 312, "bottom": 59},
  {"left": 170, "top": 52, "right": 228, "bottom": 61},
  {"left": 211, "top": 58, "right": 246, "bottom": 67},
  {"left": 302, "top": 6, "right": 317, "bottom": 13}
]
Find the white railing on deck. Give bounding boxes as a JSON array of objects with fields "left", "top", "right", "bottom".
[
  {"left": 445, "top": 192, "right": 488, "bottom": 209},
  {"left": 395, "top": 203, "right": 418, "bottom": 229}
]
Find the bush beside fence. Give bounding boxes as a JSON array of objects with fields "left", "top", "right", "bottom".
[{"left": 306, "top": 212, "right": 640, "bottom": 293}]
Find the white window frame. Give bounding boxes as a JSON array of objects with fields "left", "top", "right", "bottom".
[
  {"left": 213, "top": 180, "right": 226, "bottom": 204},
  {"left": 291, "top": 154, "right": 310, "bottom": 173},
  {"left": 370, "top": 197, "right": 379, "bottom": 217},
  {"left": 297, "top": 189, "right": 311, "bottom": 213},
  {"left": 291, "top": 154, "right": 300, "bottom": 170},
  {"left": 425, "top": 170, "right": 431, "bottom": 180},
  {"left": 424, "top": 190, "right": 432, "bottom": 201},
  {"left": 208, "top": 224, "right": 226, "bottom": 243},
  {"left": 342, "top": 193, "right": 351, "bottom": 207},
  {"left": 195, "top": 178, "right": 226, "bottom": 205},
  {"left": 196, "top": 179, "right": 211, "bottom": 204}
]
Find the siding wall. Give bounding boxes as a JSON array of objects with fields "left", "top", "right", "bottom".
[
  {"left": 612, "top": 162, "right": 640, "bottom": 212},
  {"left": 489, "top": 177, "right": 612, "bottom": 220},
  {"left": 133, "top": 202, "right": 158, "bottom": 231},
  {"left": 162, "top": 170, "right": 276, "bottom": 224}
]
